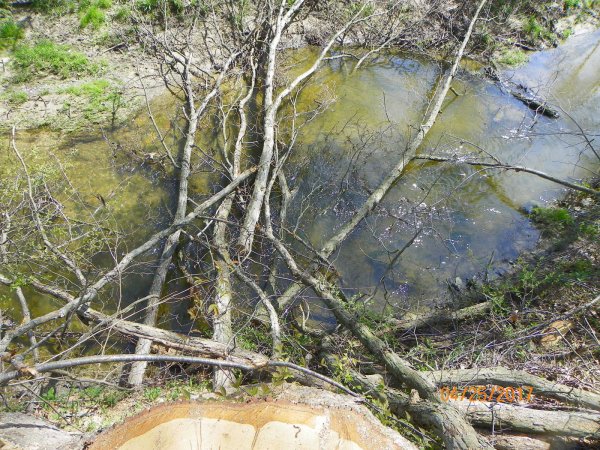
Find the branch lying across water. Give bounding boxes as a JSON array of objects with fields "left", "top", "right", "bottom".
[{"left": 414, "top": 155, "right": 600, "bottom": 197}]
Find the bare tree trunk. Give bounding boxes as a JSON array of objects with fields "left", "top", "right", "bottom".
[
  {"left": 127, "top": 96, "right": 199, "bottom": 386},
  {"left": 127, "top": 49, "right": 240, "bottom": 386},
  {"left": 211, "top": 62, "right": 256, "bottom": 389},
  {"left": 238, "top": 1, "right": 371, "bottom": 255}
]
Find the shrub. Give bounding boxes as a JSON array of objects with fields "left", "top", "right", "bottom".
[
  {"left": 12, "top": 40, "right": 104, "bottom": 81},
  {"left": 0, "top": 19, "right": 24, "bottom": 49}
]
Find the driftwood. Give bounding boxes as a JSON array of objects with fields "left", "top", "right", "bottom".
[
  {"left": 510, "top": 91, "right": 560, "bottom": 118},
  {"left": 414, "top": 155, "right": 600, "bottom": 197}
]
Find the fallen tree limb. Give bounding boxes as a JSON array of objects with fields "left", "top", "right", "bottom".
[
  {"left": 128, "top": 47, "right": 242, "bottom": 387},
  {"left": 510, "top": 91, "right": 560, "bottom": 119},
  {"left": 382, "top": 301, "right": 490, "bottom": 335},
  {"left": 238, "top": 1, "right": 373, "bottom": 255},
  {"left": 414, "top": 155, "right": 600, "bottom": 197},
  {"left": 322, "top": 352, "right": 600, "bottom": 442},
  {"left": 0, "top": 167, "right": 255, "bottom": 353},
  {"left": 424, "top": 367, "right": 600, "bottom": 411},
  {"left": 0, "top": 354, "right": 355, "bottom": 396},
  {"left": 452, "top": 399, "right": 600, "bottom": 439},
  {"left": 269, "top": 231, "right": 492, "bottom": 449}
]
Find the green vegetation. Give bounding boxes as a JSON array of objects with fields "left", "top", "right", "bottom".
[
  {"left": 0, "top": 18, "right": 24, "bottom": 49},
  {"left": 32, "top": 0, "right": 78, "bottom": 14},
  {"left": 496, "top": 48, "right": 528, "bottom": 66},
  {"left": 80, "top": 5, "right": 106, "bottom": 29},
  {"left": 80, "top": 0, "right": 112, "bottom": 29},
  {"left": 564, "top": 0, "right": 581, "bottom": 9},
  {"left": 531, "top": 206, "right": 574, "bottom": 227},
  {"left": 62, "top": 79, "right": 124, "bottom": 125},
  {"left": 12, "top": 40, "right": 104, "bottom": 81},
  {"left": 114, "top": 5, "right": 132, "bottom": 22},
  {"left": 143, "top": 386, "right": 162, "bottom": 402},
  {"left": 135, "top": 0, "right": 206, "bottom": 19},
  {"left": 2, "top": 90, "right": 28, "bottom": 105},
  {"left": 530, "top": 206, "right": 575, "bottom": 238},
  {"left": 523, "top": 16, "right": 556, "bottom": 44}
]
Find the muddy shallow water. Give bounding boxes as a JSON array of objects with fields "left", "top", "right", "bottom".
[{"left": 1, "top": 30, "right": 598, "bottom": 329}]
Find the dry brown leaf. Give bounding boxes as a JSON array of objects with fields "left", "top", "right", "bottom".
[{"left": 540, "top": 320, "right": 573, "bottom": 348}]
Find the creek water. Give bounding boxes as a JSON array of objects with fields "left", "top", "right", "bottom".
[{"left": 1, "top": 30, "right": 598, "bottom": 331}]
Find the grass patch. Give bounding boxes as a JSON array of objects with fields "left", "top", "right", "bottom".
[
  {"left": 80, "top": 5, "right": 106, "bottom": 29},
  {"left": 523, "top": 16, "right": 557, "bottom": 45},
  {"left": 12, "top": 40, "right": 104, "bottom": 82},
  {"left": 496, "top": 48, "right": 529, "bottom": 66},
  {"left": 2, "top": 90, "right": 28, "bottom": 105},
  {"left": 114, "top": 6, "right": 132, "bottom": 22},
  {"left": 80, "top": 0, "right": 112, "bottom": 29},
  {"left": 0, "top": 19, "right": 25, "bottom": 49},
  {"left": 32, "top": 0, "right": 78, "bottom": 14},
  {"left": 62, "top": 79, "right": 124, "bottom": 125},
  {"left": 63, "top": 79, "right": 111, "bottom": 96},
  {"left": 530, "top": 206, "right": 574, "bottom": 236}
]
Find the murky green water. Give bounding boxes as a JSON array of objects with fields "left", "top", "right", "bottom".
[
  {"left": 286, "top": 30, "right": 600, "bottom": 314},
  {"left": 1, "top": 30, "right": 598, "bottom": 330}
]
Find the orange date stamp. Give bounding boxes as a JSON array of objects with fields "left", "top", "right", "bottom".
[{"left": 438, "top": 385, "right": 534, "bottom": 403}]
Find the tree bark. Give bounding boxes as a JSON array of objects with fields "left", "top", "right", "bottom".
[
  {"left": 424, "top": 367, "right": 600, "bottom": 411},
  {"left": 453, "top": 399, "right": 600, "bottom": 439}
]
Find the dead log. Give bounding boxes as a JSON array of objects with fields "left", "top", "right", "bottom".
[
  {"left": 424, "top": 367, "right": 600, "bottom": 411},
  {"left": 484, "top": 65, "right": 560, "bottom": 118},
  {"left": 452, "top": 399, "right": 600, "bottom": 439},
  {"left": 510, "top": 91, "right": 560, "bottom": 119},
  {"left": 479, "top": 432, "right": 572, "bottom": 450},
  {"left": 322, "top": 352, "right": 600, "bottom": 443},
  {"left": 382, "top": 301, "right": 490, "bottom": 335}
]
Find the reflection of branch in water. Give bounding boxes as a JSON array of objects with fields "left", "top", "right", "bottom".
[{"left": 414, "top": 154, "right": 600, "bottom": 196}]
